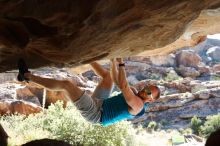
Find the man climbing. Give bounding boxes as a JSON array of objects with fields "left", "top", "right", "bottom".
[{"left": 17, "top": 58, "right": 160, "bottom": 126}]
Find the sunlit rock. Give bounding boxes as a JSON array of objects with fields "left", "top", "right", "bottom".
[
  {"left": 175, "top": 50, "right": 203, "bottom": 68},
  {"left": 206, "top": 46, "right": 220, "bottom": 62},
  {"left": 0, "top": 1, "right": 220, "bottom": 72}
]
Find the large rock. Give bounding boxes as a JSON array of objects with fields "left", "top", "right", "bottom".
[
  {"left": 195, "top": 90, "right": 210, "bottom": 99},
  {"left": 177, "top": 65, "right": 200, "bottom": 78},
  {"left": 149, "top": 54, "right": 176, "bottom": 67},
  {"left": 196, "top": 65, "right": 211, "bottom": 75},
  {"left": 206, "top": 46, "right": 220, "bottom": 62},
  {"left": 213, "top": 64, "right": 220, "bottom": 73},
  {"left": 0, "top": 83, "right": 68, "bottom": 115},
  {"left": 0, "top": 82, "right": 24, "bottom": 100},
  {"left": 0, "top": 100, "right": 42, "bottom": 115},
  {"left": 0, "top": 73, "right": 17, "bottom": 84},
  {"left": 45, "top": 90, "right": 68, "bottom": 108},
  {"left": 0, "top": 1, "right": 220, "bottom": 72},
  {"left": 175, "top": 50, "right": 203, "bottom": 68},
  {"left": 16, "top": 86, "right": 42, "bottom": 106}
]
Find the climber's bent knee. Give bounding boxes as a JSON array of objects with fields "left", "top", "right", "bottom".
[{"left": 73, "top": 91, "right": 101, "bottom": 123}]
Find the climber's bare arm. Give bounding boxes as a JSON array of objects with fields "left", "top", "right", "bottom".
[
  {"left": 110, "top": 59, "right": 119, "bottom": 86},
  {"left": 114, "top": 58, "right": 143, "bottom": 114}
]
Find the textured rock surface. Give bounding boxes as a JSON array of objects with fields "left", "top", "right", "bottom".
[
  {"left": 0, "top": 67, "right": 96, "bottom": 115},
  {"left": 138, "top": 7, "right": 220, "bottom": 56},
  {"left": 213, "top": 63, "right": 220, "bottom": 72},
  {"left": 206, "top": 46, "right": 220, "bottom": 62},
  {"left": 0, "top": 100, "right": 42, "bottom": 115},
  {"left": 177, "top": 65, "right": 200, "bottom": 78},
  {"left": 0, "top": 0, "right": 220, "bottom": 72},
  {"left": 175, "top": 50, "right": 203, "bottom": 68}
]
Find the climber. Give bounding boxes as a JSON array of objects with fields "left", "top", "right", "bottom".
[{"left": 17, "top": 58, "right": 160, "bottom": 126}]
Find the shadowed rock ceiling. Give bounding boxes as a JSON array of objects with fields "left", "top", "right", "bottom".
[{"left": 0, "top": 0, "right": 220, "bottom": 72}]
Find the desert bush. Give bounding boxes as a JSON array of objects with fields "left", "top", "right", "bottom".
[
  {"left": 1, "top": 113, "right": 51, "bottom": 146},
  {"left": 201, "top": 113, "right": 220, "bottom": 138},
  {"left": 164, "top": 71, "right": 182, "bottom": 81},
  {"left": 179, "top": 128, "right": 192, "bottom": 135},
  {"left": 149, "top": 73, "right": 161, "bottom": 80},
  {"left": 210, "top": 75, "right": 220, "bottom": 80},
  {"left": 147, "top": 121, "right": 157, "bottom": 131},
  {"left": 190, "top": 116, "right": 202, "bottom": 135},
  {"left": 0, "top": 101, "right": 145, "bottom": 146}
]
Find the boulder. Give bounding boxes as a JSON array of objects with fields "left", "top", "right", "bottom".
[
  {"left": 127, "top": 76, "right": 139, "bottom": 85},
  {"left": 0, "top": 100, "right": 42, "bottom": 115},
  {"left": 212, "top": 64, "right": 220, "bottom": 73},
  {"left": 210, "top": 88, "right": 220, "bottom": 98},
  {"left": 0, "top": 1, "right": 220, "bottom": 72},
  {"left": 195, "top": 90, "right": 210, "bottom": 100},
  {"left": 175, "top": 50, "right": 202, "bottom": 68},
  {"left": 163, "top": 82, "right": 191, "bottom": 93},
  {"left": 17, "top": 85, "right": 68, "bottom": 108},
  {"left": 34, "top": 68, "right": 89, "bottom": 87},
  {"left": 124, "top": 61, "right": 151, "bottom": 75},
  {"left": 0, "top": 83, "right": 20, "bottom": 100},
  {"left": 149, "top": 54, "right": 176, "bottom": 67},
  {"left": 196, "top": 65, "right": 211, "bottom": 75},
  {"left": 177, "top": 65, "right": 200, "bottom": 78},
  {"left": 0, "top": 73, "right": 17, "bottom": 84},
  {"left": 206, "top": 46, "right": 220, "bottom": 62},
  {"left": 45, "top": 91, "right": 67, "bottom": 108},
  {"left": 16, "top": 87, "right": 42, "bottom": 106}
]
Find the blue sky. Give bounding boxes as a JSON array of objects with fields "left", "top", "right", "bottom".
[{"left": 208, "top": 34, "right": 220, "bottom": 40}]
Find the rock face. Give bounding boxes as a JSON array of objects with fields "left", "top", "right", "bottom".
[
  {"left": 175, "top": 50, "right": 203, "bottom": 68},
  {"left": 132, "top": 79, "right": 220, "bottom": 128},
  {"left": 0, "top": 68, "right": 95, "bottom": 115},
  {"left": 0, "top": 1, "right": 220, "bottom": 72},
  {"left": 0, "top": 100, "right": 42, "bottom": 115},
  {"left": 177, "top": 65, "right": 200, "bottom": 78},
  {"left": 206, "top": 46, "right": 220, "bottom": 62},
  {"left": 213, "top": 64, "right": 220, "bottom": 72}
]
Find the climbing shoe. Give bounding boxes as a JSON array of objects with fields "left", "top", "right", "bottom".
[{"left": 17, "top": 58, "right": 30, "bottom": 82}]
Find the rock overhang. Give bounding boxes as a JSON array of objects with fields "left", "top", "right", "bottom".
[{"left": 0, "top": 0, "right": 220, "bottom": 72}]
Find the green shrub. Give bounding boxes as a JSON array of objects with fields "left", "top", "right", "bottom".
[
  {"left": 147, "top": 121, "right": 157, "bottom": 131},
  {"left": 149, "top": 73, "right": 161, "bottom": 80},
  {"left": 190, "top": 116, "right": 202, "bottom": 135},
  {"left": 1, "top": 113, "right": 51, "bottom": 146},
  {"left": 179, "top": 128, "right": 192, "bottom": 135},
  {"left": 201, "top": 113, "right": 220, "bottom": 138},
  {"left": 164, "top": 71, "right": 182, "bottom": 81},
  {"left": 0, "top": 101, "right": 145, "bottom": 146},
  {"left": 210, "top": 75, "right": 220, "bottom": 81}
]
